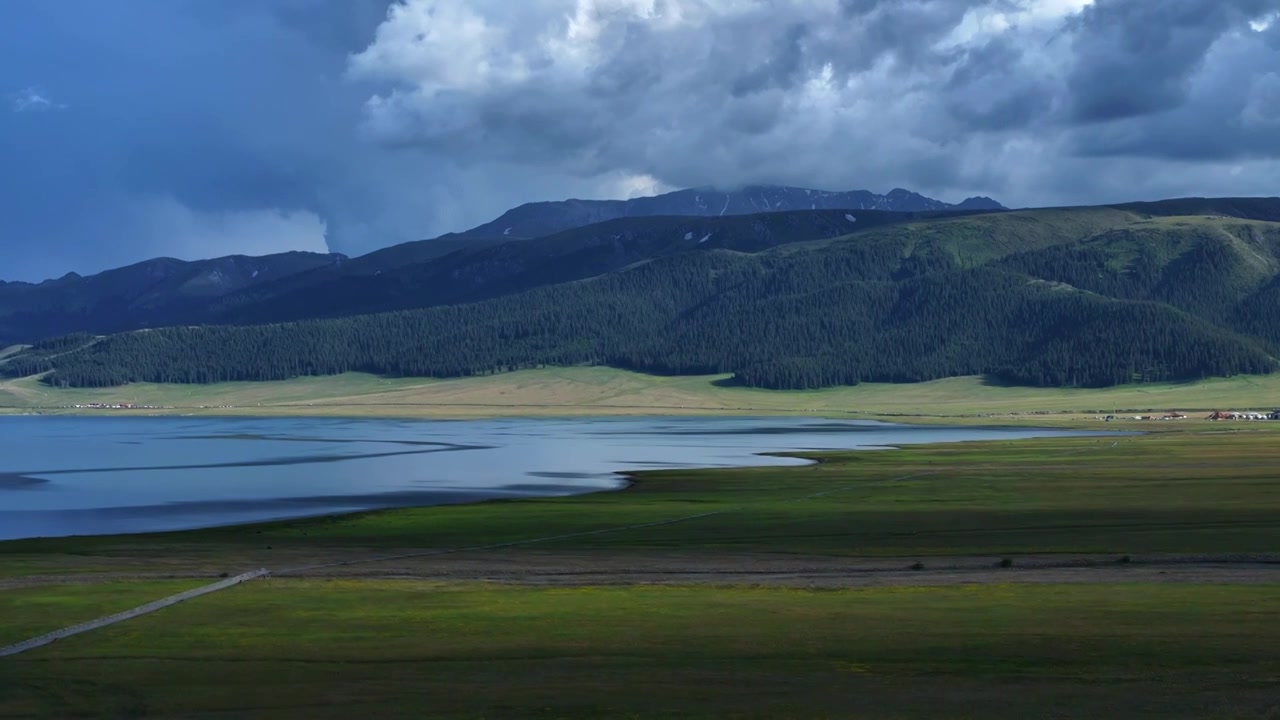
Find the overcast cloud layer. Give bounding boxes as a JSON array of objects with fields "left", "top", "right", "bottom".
[{"left": 3, "top": 0, "right": 1280, "bottom": 280}]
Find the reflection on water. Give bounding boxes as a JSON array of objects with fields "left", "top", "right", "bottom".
[{"left": 0, "top": 416, "right": 1112, "bottom": 541}]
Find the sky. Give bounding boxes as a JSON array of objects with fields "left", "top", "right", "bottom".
[{"left": 3, "top": 0, "right": 1280, "bottom": 281}]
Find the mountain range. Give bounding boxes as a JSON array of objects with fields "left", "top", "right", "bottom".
[
  {"left": 6, "top": 190, "right": 1280, "bottom": 391},
  {"left": 0, "top": 185, "right": 1001, "bottom": 345},
  {"left": 448, "top": 185, "right": 1004, "bottom": 240}
]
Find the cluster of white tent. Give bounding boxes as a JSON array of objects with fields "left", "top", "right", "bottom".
[{"left": 1206, "top": 410, "right": 1280, "bottom": 421}]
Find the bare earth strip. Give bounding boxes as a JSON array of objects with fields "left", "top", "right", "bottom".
[
  {"left": 273, "top": 552, "right": 1280, "bottom": 587},
  {"left": 3, "top": 554, "right": 1276, "bottom": 591}
]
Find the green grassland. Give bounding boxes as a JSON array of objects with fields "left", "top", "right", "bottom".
[
  {"left": 4, "top": 366, "right": 1280, "bottom": 420},
  {"left": 0, "top": 580, "right": 203, "bottom": 647},
  {"left": 3, "top": 581, "right": 1278, "bottom": 719},
  {"left": 4, "top": 414, "right": 1280, "bottom": 717}
]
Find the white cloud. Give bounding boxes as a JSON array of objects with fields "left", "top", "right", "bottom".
[
  {"left": 606, "top": 172, "right": 674, "bottom": 199},
  {"left": 943, "top": 0, "right": 1093, "bottom": 47},
  {"left": 11, "top": 87, "right": 64, "bottom": 112},
  {"left": 1024, "top": 0, "right": 1094, "bottom": 21},
  {"left": 348, "top": 1, "right": 524, "bottom": 92}
]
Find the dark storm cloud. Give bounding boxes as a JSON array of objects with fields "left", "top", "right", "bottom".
[
  {"left": 1065, "top": 0, "right": 1280, "bottom": 123},
  {"left": 1063, "top": 0, "right": 1280, "bottom": 160},
  {"left": 353, "top": 0, "right": 999, "bottom": 185},
  {"left": 0, "top": 0, "right": 402, "bottom": 281},
  {"left": 843, "top": 0, "right": 980, "bottom": 69},
  {"left": 729, "top": 23, "right": 809, "bottom": 97},
  {"left": 944, "top": 36, "right": 1057, "bottom": 131},
  {"left": 357, "top": 0, "right": 1280, "bottom": 201}
]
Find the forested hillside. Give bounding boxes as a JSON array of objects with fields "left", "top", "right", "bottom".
[{"left": 12, "top": 199, "right": 1280, "bottom": 391}]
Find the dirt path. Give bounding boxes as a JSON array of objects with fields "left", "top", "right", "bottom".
[
  {"left": 0, "top": 569, "right": 269, "bottom": 657},
  {"left": 280, "top": 551, "right": 1280, "bottom": 587},
  {"left": 4, "top": 554, "right": 1276, "bottom": 591}
]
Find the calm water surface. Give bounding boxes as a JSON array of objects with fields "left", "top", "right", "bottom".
[{"left": 0, "top": 416, "right": 1109, "bottom": 540}]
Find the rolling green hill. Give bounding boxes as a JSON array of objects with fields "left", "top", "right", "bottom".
[{"left": 9, "top": 198, "right": 1280, "bottom": 391}]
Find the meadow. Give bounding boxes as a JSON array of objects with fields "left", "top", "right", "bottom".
[
  {"left": 3, "top": 581, "right": 1277, "bottom": 719},
  {"left": 2, "top": 411, "right": 1279, "bottom": 717},
  {"left": 4, "top": 366, "right": 1280, "bottom": 420}
]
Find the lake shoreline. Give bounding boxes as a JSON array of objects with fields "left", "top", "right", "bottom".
[
  {"left": 0, "top": 405, "right": 1128, "bottom": 433},
  {"left": 0, "top": 415, "right": 1122, "bottom": 543}
]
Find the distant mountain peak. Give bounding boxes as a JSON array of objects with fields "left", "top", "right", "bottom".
[
  {"left": 956, "top": 196, "right": 1005, "bottom": 210},
  {"left": 38, "top": 271, "right": 83, "bottom": 286},
  {"left": 456, "top": 184, "right": 1006, "bottom": 241}
]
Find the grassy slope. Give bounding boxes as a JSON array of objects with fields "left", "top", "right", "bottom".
[
  {"left": 858, "top": 206, "right": 1142, "bottom": 265},
  {"left": 769, "top": 206, "right": 1141, "bottom": 264},
  {"left": 4, "top": 366, "right": 1279, "bottom": 419},
  {"left": 3, "top": 581, "right": 1276, "bottom": 719}
]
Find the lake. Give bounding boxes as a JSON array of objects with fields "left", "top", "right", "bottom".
[{"left": 0, "top": 416, "right": 1109, "bottom": 541}]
